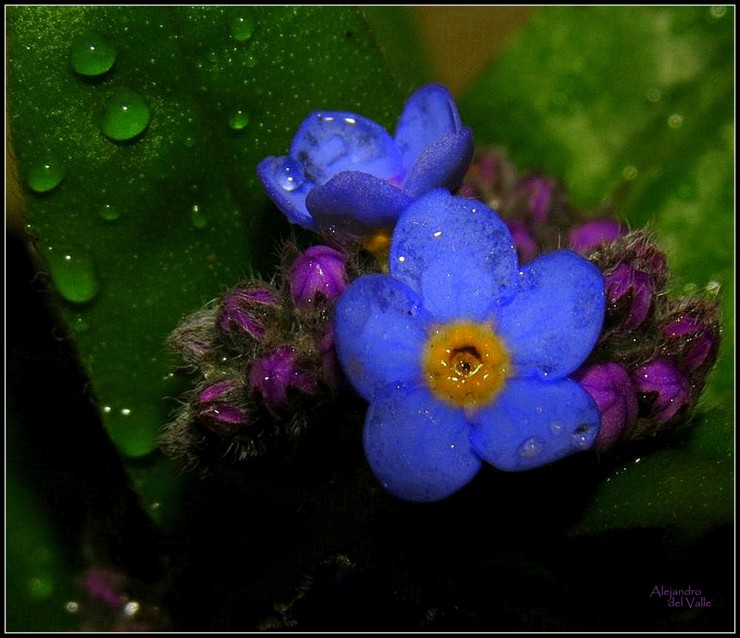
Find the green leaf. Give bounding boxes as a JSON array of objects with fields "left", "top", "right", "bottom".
[
  {"left": 7, "top": 6, "right": 404, "bottom": 460},
  {"left": 461, "top": 6, "right": 734, "bottom": 536}
]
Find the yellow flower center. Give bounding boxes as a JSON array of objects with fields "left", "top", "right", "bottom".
[
  {"left": 423, "top": 321, "right": 511, "bottom": 409},
  {"left": 364, "top": 230, "right": 392, "bottom": 264}
]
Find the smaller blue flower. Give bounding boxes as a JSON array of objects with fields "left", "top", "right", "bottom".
[
  {"left": 257, "top": 84, "right": 473, "bottom": 244},
  {"left": 333, "top": 189, "right": 606, "bottom": 502}
]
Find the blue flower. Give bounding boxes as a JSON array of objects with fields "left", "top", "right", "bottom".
[
  {"left": 257, "top": 84, "right": 473, "bottom": 245},
  {"left": 333, "top": 189, "right": 606, "bottom": 502}
]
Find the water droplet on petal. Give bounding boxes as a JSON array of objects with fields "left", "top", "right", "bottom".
[
  {"left": 101, "top": 89, "right": 151, "bottom": 141},
  {"left": 278, "top": 158, "right": 304, "bottom": 192},
  {"left": 99, "top": 203, "right": 120, "bottom": 222},
  {"left": 70, "top": 33, "right": 117, "bottom": 76},
  {"left": 45, "top": 247, "right": 100, "bottom": 304},
  {"left": 227, "top": 109, "right": 249, "bottom": 130},
  {"left": 571, "top": 423, "right": 596, "bottom": 450},
  {"left": 518, "top": 437, "right": 541, "bottom": 458},
  {"left": 550, "top": 421, "right": 563, "bottom": 435},
  {"left": 26, "top": 158, "right": 66, "bottom": 193},
  {"left": 231, "top": 13, "right": 256, "bottom": 42}
]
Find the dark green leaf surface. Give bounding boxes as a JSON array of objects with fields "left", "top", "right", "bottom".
[
  {"left": 8, "top": 6, "right": 404, "bottom": 459},
  {"left": 461, "top": 6, "right": 734, "bottom": 536}
]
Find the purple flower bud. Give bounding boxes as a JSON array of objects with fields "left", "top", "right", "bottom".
[
  {"left": 512, "top": 174, "right": 555, "bottom": 223},
  {"left": 505, "top": 220, "right": 539, "bottom": 264},
  {"left": 219, "top": 283, "right": 278, "bottom": 340},
  {"left": 574, "top": 362, "right": 639, "bottom": 450},
  {"left": 167, "top": 307, "right": 218, "bottom": 364},
  {"left": 82, "top": 568, "right": 126, "bottom": 609},
  {"left": 249, "top": 346, "right": 318, "bottom": 409},
  {"left": 633, "top": 358, "right": 690, "bottom": 424},
  {"left": 568, "top": 219, "right": 626, "bottom": 254},
  {"left": 198, "top": 379, "right": 239, "bottom": 404},
  {"left": 663, "top": 314, "right": 719, "bottom": 372},
  {"left": 289, "top": 245, "right": 348, "bottom": 309},
  {"left": 197, "top": 403, "right": 249, "bottom": 437},
  {"left": 605, "top": 262, "right": 654, "bottom": 329}
]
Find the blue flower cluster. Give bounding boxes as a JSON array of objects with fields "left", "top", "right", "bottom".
[{"left": 258, "top": 85, "right": 606, "bottom": 502}]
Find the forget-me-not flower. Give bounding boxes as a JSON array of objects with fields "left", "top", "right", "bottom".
[
  {"left": 333, "top": 189, "right": 606, "bottom": 502},
  {"left": 257, "top": 84, "right": 473, "bottom": 246}
]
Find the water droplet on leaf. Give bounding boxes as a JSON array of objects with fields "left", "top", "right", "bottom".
[
  {"left": 101, "top": 89, "right": 151, "bottom": 141},
  {"left": 99, "top": 203, "right": 120, "bottom": 222},
  {"left": 70, "top": 33, "right": 117, "bottom": 77},
  {"left": 231, "top": 13, "right": 256, "bottom": 42},
  {"left": 228, "top": 109, "right": 249, "bottom": 130},
  {"left": 45, "top": 247, "right": 100, "bottom": 304},
  {"left": 191, "top": 204, "right": 208, "bottom": 229},
  {"left": 26, "top": 158, "right": 66, "bottom": 193}
]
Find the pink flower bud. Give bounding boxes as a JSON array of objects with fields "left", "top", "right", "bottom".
[
  {"left": 574, "top": 362, "right": 639, "bottom": 450},
  {"left": 633, "top": 358, "right": 690, "bottom": 424},
  {"left": 605, "top": 262, "right": 654, "bottom": 329},
  {"left": 197, "top": 403, "right": 250, "bottom": 437},
  {"left": 505, "top": 220, "right": 539, "bottom": 264},
  {"left": 249, "top": 346, "right": 318, "bottom": 409},
  {"left": 568, "top": 219, "right": 626, "bottom": 254},
  {"left": 289, "top": 245, "right": 348, "bottom": 309},
  {"left": 219, "top": 283, "right": 278, "bottom": 340},
  {"left": 663, "top": 314, "right": 719, "bottom": 372}
]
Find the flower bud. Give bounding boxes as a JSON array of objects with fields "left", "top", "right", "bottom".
[
  {"left": 198, "top": 379, "right": 239, "bottom": 404},
  {"left": 512, "top": 174, "right": 556, "bottom": 223},
  {"left": 289, "top": 245, "right": 348, "bottom": 309},
  {"left": 568, "top": 219, "right": 625, "bottom": 254},
  {"left": 219, "top": 283, "right": 278, "bottom": 340},
  {"left": 605, "top": 262, "right": 654, "bottom": 330},
  {"left": 82, "top": 568, "right": 126, "bottom": 609},
  {"left": 249, "top": 346, "right": 318, "bottom": 409},
  {"left": 197, "top": 403, "right": 250, "bottom": 437},
  {"left": 574, "top": 362, "right": 639, "bottom": 450},
  {"left": 505, "top": 220, "right": 539, "bottom": 264},
  {"left": 167, "top": 306, "right": 218, "bottom": 365},
  {"left": 662, "top": 307, "right": 720, "bottom": 372},
  {"left": 633, "top": 357, "right": 690, "bottom": 424}
]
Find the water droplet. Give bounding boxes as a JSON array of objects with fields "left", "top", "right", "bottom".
[
  {"left": 26, "top": 158, "right": 66, "bottom": 193},
  {"left": 65, "top": 601, "right": 80, "bottom": 614},
  {"left": 45, "top": 247, "right": 100, "bottom": 304},
  {"left": 190, "top": 204, "right": 208, "bottom": 229},
  {"left": 550, "top": 421, "right": 563, "bottom": 434},
  {"left": 571, "top": 424, "right": 596, "bottom": 449},
  {"left": 121, "top": 407, "right": 131, "bottom": 416},
  {"left": 667, "top": 113, "right": 684, "bottom": 129},
  {"left": 646, "top": 88, "right": 662, "bottom": 103},
  {"left": 622, "top": 165, "right": 638, "bottom": 181},
  {"left": 28, "top": 576, "right": 54, "bottom": 600},
  {"left": 227, "top": 109, "right": 249, "bottom": 130},
  {"left": 277, "top": 158, "right": 304, "bottom": 191},
  {"left": 99, "top": 203, "right": 120, "bottom": 222},
  {"left": 709, "top": 5, "right": 726, "bottom": 19},
  {"left": 231, "top": 13, "right": 256, "bottom": 42},
  {"left": 101, "top": 89, "right": 151, "bottom": 141},
  {"left": 245, "top": 53, "right": 257, "bottom": 68},
  {"left": 518, "top": 437, "right": 541, "bottom": 458},
  {"left": 70, "top": 33, "right": 117, "bottom": 76},
  {"left": 123, "top": 601, "right": 140, "bottom": 617}
]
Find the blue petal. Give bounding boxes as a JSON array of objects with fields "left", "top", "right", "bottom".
[
  {"left": 333, "top": 274, "right": 432, "bottom": 402},
  {"left": 306, "top": 171, "right": 413, "bottom": 241},
  {"left": 394, "top": 84, "right": 463, "bottom": 174},
  {"left": 290, "top": 111, "right": 404, "bottom": 186},
  {"left": 403, "top": 130, "right": 474, "bottom": 197},
  {"left": 389, "top": 190, "right": 518, "bottom": 322},
  {"left": 256, "top": 156, "right": 317, "bottom": 229},
  {"left": 364, "top": 383, "right": 482, "bottom": 502},
  {"left": 469, "top": 378, "right": 601, "bottom": 472},
  {"left": 491, "top": 250, "right": 605, "bottom": 379}
]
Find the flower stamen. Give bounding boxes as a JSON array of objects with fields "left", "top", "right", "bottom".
[{"left": 424, "top": 321, "right": 510, "bottom": 409}]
